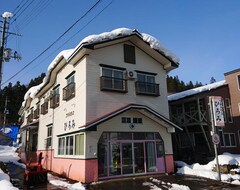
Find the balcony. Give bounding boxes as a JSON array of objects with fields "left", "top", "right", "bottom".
[
  {"left": 33, "top": 108, "right": 40, "bottom": 119},
  {"left": 50, "top": 94, "right": 60, "bottom": 108},
  {"left": 41, "top": 101, "right": 48, "bottom": 115},
  {"left": 100, "top": 76, "right": 127, "bottom": 92},
  {"left": 63, "top": 82, "right": 75, "bottom": 101},
  {"left": 135, "top": 81, "right": 160, "bottom": 96}
]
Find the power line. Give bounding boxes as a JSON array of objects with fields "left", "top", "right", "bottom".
[
  {"left": 10, "top": 0, "right": 114, "bottom": 85},
  {"left": 1, "top": 0, "right": 102, "bottom": 87}
]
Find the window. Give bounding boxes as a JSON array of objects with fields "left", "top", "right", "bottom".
[
  {"left": 133, "top": 117, "right": 142, "bottom": 124},
  {"left": 124, "top": 44, "right": 135, "bottom": 64},
  {"left": 121, "top": 117, "right": 131, "bottom": 123},
  {"left": 46, "top": 125, "right": 52, "bottom": 149},
  {"left": 58, "top": 133, "right": 84, "bottom": 156},
  {"left": 41, "top": 101, "right": 48, "bottom": 115},
  {"left": 218, "top": 128, "right": 225, "bottom": 147},
  {"left": 33, "top": 103, "right": 40, "bottom": 119},
  {"left": 50, "top": 86, "right": 60, "bottom": 108},
  {"left": 135, "top": 73, "right": 159, "bottom": 96},
  {"left": 58, "top": 137, "right": 65, "bottom": 155},
  {"left": 63, "top": 73, "right": 75, "bottom": 101},
  {"left": 224, "top": 133, "right": 236, "bottom": 147},
  {"left": 237, "top": 75, "right": 240, "bottom": 89},
  {"left": 75, "top": 134, "right": 84, "bottom": 155},
  {"left": 100, "top": 67, "right": 127, "bottom": 92},
  {"left": 225, "top": 98, "right": 233, "bottom": 123}
]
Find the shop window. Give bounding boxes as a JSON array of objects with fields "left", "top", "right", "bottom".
[
  {"left": 135, "top": 73, "right": 159, "bottom": 96},
  {"left": 75, "top": 134, "right": 84, "bottom": 155},
  {"left": 58, "top": 137, "right": 65, "bottom": 155},
  {"left": 124, "top": 44, "right": 135, "bottom": 64},
  {"left": 100, "top": 67, "right": 127, "bottom": 92}
]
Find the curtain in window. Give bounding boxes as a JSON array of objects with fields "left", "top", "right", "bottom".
[
  {"left": 75, "top": 134, "right": 84, "bottom": 155},
  {"left": 146, "top": 142, "right": 156, "bottom": 172}
]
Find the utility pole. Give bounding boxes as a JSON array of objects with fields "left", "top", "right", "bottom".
[
  {"left": 3, "top": 96, "right": 9, "bottom": 133},
  {"left": 0, "top": 12, "right": 12, "bottom": 88},
  {"left": 0, "top": 12, "right": 21, "bottom": 89}
]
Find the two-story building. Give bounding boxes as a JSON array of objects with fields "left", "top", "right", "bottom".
[
  {"left": 19, "top": 28, "right": 181, "bottom": 183},
  {"left": 168, "top": 68, "right": 240, "bottom": 164}
]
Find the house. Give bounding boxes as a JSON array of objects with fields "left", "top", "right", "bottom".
[
  {"left": 19, "top": 28, "right": 181, "bottom": 183},
  {"left": 168, "top": 68, "right": 240, "bottom": 164}
]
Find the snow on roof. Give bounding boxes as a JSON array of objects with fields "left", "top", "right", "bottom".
[
  {"left": 22, "top": 49, "right": 74, "bottom": 107},
  {"left": 168, "top": 80, "right": 226, "bottom": 101},
  {"left": 22, "top": 28, "right": 179, "bottom": 108},
  {"left": 73, "top": 28, "right": 180, "bottom": 64}
]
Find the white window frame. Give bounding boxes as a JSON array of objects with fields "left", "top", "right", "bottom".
[{"left": 224, "top": 133, "right": 236, "bottom": 147}]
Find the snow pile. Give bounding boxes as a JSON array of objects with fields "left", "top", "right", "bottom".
[
  {"left": 168, "top": 80, "right": 226, "bottom": 101},
  {"left": 0, "top": 145, "right": 25, "bottom": 190},
  {"left": 22, "top": 28, "right": 179, "bottom": 108},
  {"left": 176, "top": 152, "right": 240, "bottom": 184},
  {"left": 48, "top": 173, "right": 85, "bottom": 190},
  {"left": 0, "top": 145, "right": 25, "bottom": 168}
]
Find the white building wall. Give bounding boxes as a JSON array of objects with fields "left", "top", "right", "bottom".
[
  {"left": 85, "top": 110, "right": 173, "bottom": 159},
  {"left": 85, "top": 42, "right": 169, "bottom": 124}
]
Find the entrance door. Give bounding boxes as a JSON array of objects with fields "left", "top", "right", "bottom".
[
  {"left": 122, "top": 143, "right": 133, "bottom": 174},
  {"left": 134, "top": 143, "right": 145, "bottom": 174}
]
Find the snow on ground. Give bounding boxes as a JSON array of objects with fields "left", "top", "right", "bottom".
[
  {"left": 176, "top": 152, "right": 240, "bottom": 185},
  {"left": 143, "top": 177, "right": 190, "bottom": 190},
  {"left": 0, "top": 145, "right": 85, "bottom": 190},
  {"left": 48, "top": 173, "right": 86, "bottom": 190}
]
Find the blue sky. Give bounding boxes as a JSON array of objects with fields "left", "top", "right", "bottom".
[{"left": 1, "top": 0, "right": 240, "bottom": 87}]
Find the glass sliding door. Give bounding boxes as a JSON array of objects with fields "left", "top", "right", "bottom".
[
  {"left": 109, "top": 143, "right": 121, "bottom": 176},
  {"left": 122, "top": 143, "right": 133, "bottom": 174},
  {"left": 146, "top": 142, "right": 157, "bottom": 172},
  {"left": 134, "top": 143, "right": 145, "bottom": 174}
]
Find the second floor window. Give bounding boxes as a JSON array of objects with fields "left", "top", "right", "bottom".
[
  {"left": 50, "top": 86, "right": 60, "bottom": 108},
  {"left": 33, "top": 104, "right": 40, "bottom": 119},
  {"left": 63, "top": 73, "right": 75, "bottom": 101},
  {"left": 225, "top": 98, "right": 233, "bottom": 123},
  {"left": 41, "top": 101, "right": 48, "bottom": 115},
  {"left": 135, "top": 73, "right": 160, "bottom": 96},
  {"left": 100, "top": 67, "right": 127, "bottom": 92}
]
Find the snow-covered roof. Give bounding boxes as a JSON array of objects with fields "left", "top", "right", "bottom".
[
  {"left": 22, "top": 28, "right": 180, "bottom": 108},
  {"left": 168, "top": 80, "right": 227, "bottom": 101}
]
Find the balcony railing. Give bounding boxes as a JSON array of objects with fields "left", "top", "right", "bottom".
[
  {"left": 33, "top": 108, "right": 40, "bottom": 119},
  {"left": 41, "top": 101, "right": 48, "bottom": 115},
  {"left": 135, "top": 81, "right": 160, "bottom": 96},
  {"left": 100, "top": 76, "right": 127, "bottom": 92},
  {"left": 63, "top": 82, "right": 75, "bottom": 101},
  {"left": 50, "top": 94, "right": 60, "bottom": 108}
]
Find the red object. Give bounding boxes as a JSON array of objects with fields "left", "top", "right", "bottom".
[{"left": 24, "top": 152, "right": 48, "bottom": 185}]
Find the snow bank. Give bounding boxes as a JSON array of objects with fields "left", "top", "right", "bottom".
[
  {"left": 0, "top": 168, "right": 18, "bottom": 190},
  {"left": 175, "top": 153, "right": 240, "bottom": 184},
  {"left": 168, "top": 80, "right": 226, "bottom": 101},
  {"left": 22, "top": 28, "right": 179, "bottom": 108}
]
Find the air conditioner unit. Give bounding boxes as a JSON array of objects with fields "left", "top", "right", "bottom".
[{"left": 127, "top": 71, "right": 136, "bottom": 79}]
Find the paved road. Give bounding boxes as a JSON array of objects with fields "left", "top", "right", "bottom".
[
  {"left": 7, "top": 163, "right": 240, "bottom": 190},
  {"left": 89, "top": 174, "right": 240, "bottom": 190}
]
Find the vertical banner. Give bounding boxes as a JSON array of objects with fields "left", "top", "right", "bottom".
[{"left": 210, "top": 96, "right": 225, "bottom": 127}]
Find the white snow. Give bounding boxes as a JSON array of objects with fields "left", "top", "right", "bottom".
[
  {"left": 2, "top": 12, "right": 13, "bottom": 18},
  {"left": 21, "top": 28, "right": 179, "bottom": 109},
  {"left": 176, "top": 152, "right": 240, "bottom": 185},
  {"left": 0, "top": 145, "right": 85, "bottom": 190},
  {"left": 168, "top": 80, "right": 226, "bottom": 101},
  {"left": 1, "top": 128, "right": 12, "bottom": 134}
]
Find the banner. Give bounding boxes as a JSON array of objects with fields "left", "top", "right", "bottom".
[{"left": 210, "top": 96, "right": 225, "bottom": 127}]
